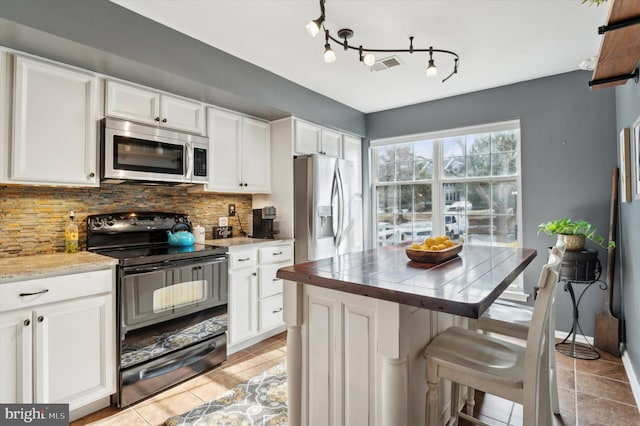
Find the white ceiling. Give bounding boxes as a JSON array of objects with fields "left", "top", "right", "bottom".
[{"left": 110, "top": 0, "right": 609, "bottom": 114}]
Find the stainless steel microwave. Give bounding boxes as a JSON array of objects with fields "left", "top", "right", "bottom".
[{"left": 101, "top": 118, "right": 208, "bottom": 185}]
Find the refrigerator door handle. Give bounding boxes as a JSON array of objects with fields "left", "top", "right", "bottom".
[
  {"left": 331, "top": 169, "right": 339, "bottom": 241},
  {"left": 335, "top": 166, "right": 346, "bottom": 249}
]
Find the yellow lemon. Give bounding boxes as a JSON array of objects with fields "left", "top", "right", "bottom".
[
  {"left": 424, "top": 237, "right": 436, "bottom": 246},
  {"left": 411, "top": 243, "right": 421, "bottom": 249},
  {"left": 445, "top": 240, "right": 456, "bottom": 248},
  {"left": 434, "top": 236, "right": 445, "bottom": 244}
]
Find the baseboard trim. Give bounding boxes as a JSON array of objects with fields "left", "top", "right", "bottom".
[
  {"left": 621, "top": 344, "right": 640, "bottom": 410},
  {"left": 554, "top": 330, "right": 593, "bottom": 345}
]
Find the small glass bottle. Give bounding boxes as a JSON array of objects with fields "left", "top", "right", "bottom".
[{"left": 65, "top": 210, "right": 79, "bottom": 253}]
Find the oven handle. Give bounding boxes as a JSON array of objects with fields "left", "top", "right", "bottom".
[
  {"left": 137, "top": 340, "right": 218, "bottom": 381},
  {"left": 123, "top": 256, "right": 227, "bottom": 275}
]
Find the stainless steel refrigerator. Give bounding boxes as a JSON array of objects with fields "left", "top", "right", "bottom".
[{"left": 294, "top": 154, "right": 363, "bottom": 263}]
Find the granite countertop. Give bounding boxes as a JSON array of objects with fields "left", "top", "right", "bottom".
[
  {"left": 0, "top": 252, "right": 118, "bottom": 284},
  {"left": 277, "top": 245, "right": 537, "bottom": 319},
  {"left": 205, "top": 237, "right": 294, "bottom": 250}
]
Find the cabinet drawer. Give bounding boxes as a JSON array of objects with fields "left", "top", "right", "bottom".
[
  {"left": 0, "top": 269, "right": 113, "bottom": 312},
  {"left": 229, "top": 250, "right": 258, "bottom": 270},
  {"left": 259, "top": 294, "right": 284, "bottom": 331},
  {"left": 258, "top": 245, "right": 293, "bottom": 264},
  {"left": 259, "top": 263, "right": 284, "bottom": 298}
]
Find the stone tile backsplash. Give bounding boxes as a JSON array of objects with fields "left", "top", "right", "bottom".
[{"left": 0, "top": 184, "right": 252, "bottom": 258}]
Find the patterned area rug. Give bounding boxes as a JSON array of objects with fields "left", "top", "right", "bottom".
[{"left": 164, "top": 362, "right": 288, "bottom": 426}]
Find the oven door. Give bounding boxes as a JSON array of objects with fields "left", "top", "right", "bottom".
[{"left": 121, "top": 256, "right": 228, "bottom": 333}]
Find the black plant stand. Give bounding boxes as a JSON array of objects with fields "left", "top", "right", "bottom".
[{"left": 555, "top": 250, "right": 604, "bottom": 360}]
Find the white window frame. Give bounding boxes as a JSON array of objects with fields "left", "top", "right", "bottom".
[{"left": 370, "top": 120, "right": 527, "bottom": 300}]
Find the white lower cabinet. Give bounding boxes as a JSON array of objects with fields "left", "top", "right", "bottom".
[
  {"left": 227, "top": 241, "right": 292, "bottom": 352},
  {"left": 0, "top": 269, "right": 115, "bottom": 418}
]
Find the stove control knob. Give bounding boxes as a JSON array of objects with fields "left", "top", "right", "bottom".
[
  {"left": 129, "top": 217, "right": 138, "bottom": 226},
  {"left": 89, "top": 218, "right": 102, "bottom": 229},
  {"left": 106, "top": 216, "right": 115, "bottom": 226}
]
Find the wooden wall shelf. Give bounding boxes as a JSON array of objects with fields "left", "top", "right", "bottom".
[{"left": 590, "top": 0, "right": 640, "bottom": 89}]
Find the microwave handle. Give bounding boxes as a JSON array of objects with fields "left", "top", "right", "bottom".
[{"left": 185, "top": 142, "right": 193, "bottom": 179}]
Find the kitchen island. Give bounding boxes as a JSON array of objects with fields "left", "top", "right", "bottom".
[{"left": 277, "top": 244, "right": 536, "bottom": 426}]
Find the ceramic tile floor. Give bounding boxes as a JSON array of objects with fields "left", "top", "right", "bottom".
[{"left": 72, "top": 333, "right": 639, "bottom": 426}]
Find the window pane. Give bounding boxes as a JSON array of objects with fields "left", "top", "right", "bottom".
[
  {"left": 467, "top": 182, "right": 491, "bottom": 210},
  {"left": 467, "top": 133, "right": 491, "bottom": 155},
  {"left": 415, "top": 184, "right": 432, "bottom": 213},
  {"left": 491, "top": 152, "right": 517, "bottom": 176},
  {"left": 414, "top": 140, "right": 434, "bottom": 180},
  {"left": 376, "top": 146, "right": 394, "bottom": 182},
  {"left": 467, "top": 154, "right": 491, "bottom": 177},
  {"left": 491, "top": 130, "right": 518, "bottom": 152},
  {"left": 399, "top": 184, "right": 413, "bottom": 213},
  {"left": 443, "top": 137, "right": 465, "bottom": 178}
]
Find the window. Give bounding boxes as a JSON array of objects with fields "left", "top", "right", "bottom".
[{"left": 371, "top": 120, "right": 524, "bottom": 298}]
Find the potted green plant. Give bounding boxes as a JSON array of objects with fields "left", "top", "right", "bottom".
[{"left": 537, "top": 218, "right": 615, "bottom": 251}]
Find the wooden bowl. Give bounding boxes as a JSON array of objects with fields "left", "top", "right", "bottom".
[{"left": 405, "top": 243, "right": 463, "bottom": 263}]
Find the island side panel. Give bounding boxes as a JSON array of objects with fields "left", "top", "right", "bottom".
[{"left": 286, "top": 281, "right": 460, "bottom": 426}]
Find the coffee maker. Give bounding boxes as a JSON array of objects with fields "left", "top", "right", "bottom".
[{"left": 251, "top": 206, "right": 277, "bottom": 239}]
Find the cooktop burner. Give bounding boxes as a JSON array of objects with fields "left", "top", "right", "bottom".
[
  {"left": 87, "top": 211, "right": 227, "bottom": 266},
  {"left": 93, "top": 243, "right": 227, "bottom": 266}
]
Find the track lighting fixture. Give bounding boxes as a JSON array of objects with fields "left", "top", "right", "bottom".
[{"left": 306, "top": 0, "right": 460, "bottom": 82}]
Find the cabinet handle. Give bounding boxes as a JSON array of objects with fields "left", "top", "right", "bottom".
[
  {"left": 19, "top": 289, "right": 49, "bottom": 297},
  {"left": 89, "top": 172, "right": 95, "bottom": 178},
  {"left": 272, "top": 307, "right": 283, "bottom": 313},
  {"left": 23, "top": 319, "right": 31, "bottom": 326},
  {"left": 272, "top": 251, "right": 283, "bottom": 256},
  {"left": 238, "top": 257, "right": 251, "bottom": 262},
  {"left": 272, "top": 278, "right": 280, "bottom": 282},
  {"left": 37, "top": 316, "right": 44, "bottom": 323},
  {"left": 155, "top": 117, "right": 161, "bottom": 122},
  {"left": 244, "top": 183, "right": 248, "bottom": 187},
  {"left": 162, "top": 118, "right": 167, "bottom": 123},
  {"left": 252, "top": 272, "right": 257, "bottom": 276},
  {"left": 239, "top": 183, "right": 244, "bottom": 187}
]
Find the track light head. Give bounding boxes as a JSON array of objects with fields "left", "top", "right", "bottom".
[{"left": 306, "top": 15, "right": 324, "bottom": 37}]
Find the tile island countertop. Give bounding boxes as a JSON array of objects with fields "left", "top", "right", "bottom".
[
  {"left": 277, "top": 244, "right": 537, "bottom": 319},
  {"left": 0, "top": 251, "right": 118, "bottom": 284}
]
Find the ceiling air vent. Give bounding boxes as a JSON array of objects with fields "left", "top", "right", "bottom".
[{"left": 371, "top": 55, "right": 404, "bottom": 72}]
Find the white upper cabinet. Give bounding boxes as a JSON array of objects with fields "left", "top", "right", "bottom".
[
  {"left": 206, "top": 107, "right": 270, "bottom": 193},
  {"left": 10, "top": 56, "right": 99, "bottom": 187},
  {"left": 241, "top": 117, "right": 271, "bottom": 192},
  {"left": 342, "top": 134, "right": 362, "bottom": 194},
  {"left": 294, "top": 120, "right": 321, "bottom": 155},
  {"left": 294, "top": 119, "right": 341, "bottom": 157},
  {"left": 207, "top": 107, "right": 242, "bottom": 192},
  {"left": 105, "top": 80, "right": 205, "bottom": 135},
  {"left": 321, "top": 128, "right": 342, "bottom": 158}
]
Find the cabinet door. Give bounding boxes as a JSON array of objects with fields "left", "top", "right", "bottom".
[
  {"left": 12, "top": 57, "right": 99, "bottom": 186},
  {"left": 160, "top": 95, "right": 205, "bottom": 134},
  {"left": 34, "top": 294, "right": 115, "bottom": 409},
  {"left": 228, "top": 267, "right": 258, "bottom": 345},
  {"left": 105, "top": 80, "right": 159, "bottom": 125},
  {"left": 0, "top": 310, "right": 33, "bottom": 403},
  {"left": 241, "top": 117, "right": 271, "bottom": 193},
  {"left": 321, "top": 128, "right": 342, "bottom": 158},
  {"left": 342, "top": 135, "right": 362, "bottom": 194},
  {"left": 294, "top": 120, "right": 321, "bottom": 155},
  {"left": 207, "top": 107, "right": 242, "bottom": 192}
]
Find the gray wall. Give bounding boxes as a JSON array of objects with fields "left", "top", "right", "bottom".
[
  {"left": 615, "top": 76, "right": 640, "bottom": 383},
  {"left": 0, "top": 0, "right": 365, "bottom": 135},
  {"left": 366, "top": 71, "right": 619, "bottom": 341}
]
